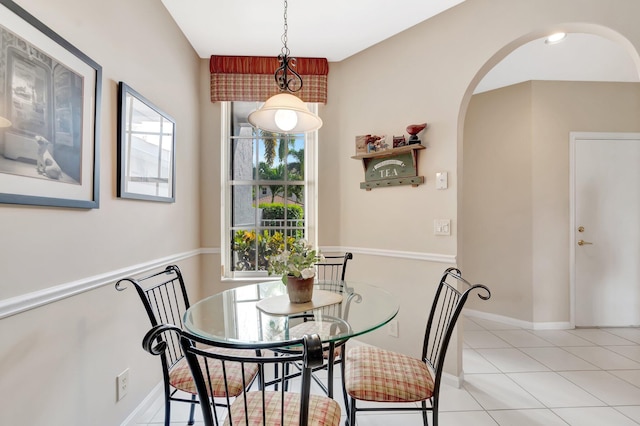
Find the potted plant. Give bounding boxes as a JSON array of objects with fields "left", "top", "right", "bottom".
[{"left": 267, "top": 238, "right": 323, "bottom": 303}]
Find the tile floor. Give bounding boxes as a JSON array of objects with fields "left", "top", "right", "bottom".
[{"left": 135, "top": 316, "right": 640, "bottom": 425}]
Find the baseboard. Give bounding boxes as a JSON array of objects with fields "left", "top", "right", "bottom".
[
  {"left": 441, "top": 371, "right": 464, "bottom": 388},
  {"left": 121, "top": 382, "right": 164, "bottom": 426},
  {"left": 464, "top": 308, "right": 572, "bottom": 330}
]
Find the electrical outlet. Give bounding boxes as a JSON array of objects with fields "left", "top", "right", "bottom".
[
  {"left": 388, "top": 319, "right": 399, "bottom": 337},
  {"left": 116, "top": 368, "right": 129, "bottom": 401}
]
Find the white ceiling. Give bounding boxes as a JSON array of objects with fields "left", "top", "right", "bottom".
[
  {"left": 161, "top": 0, "right": 639, "bottom": 92},
  {"left": 160, "top": 0, "right": 467, "bottom": 61},
  {"left": 476, "top": 33, "right": 639, "bottom": 93}
]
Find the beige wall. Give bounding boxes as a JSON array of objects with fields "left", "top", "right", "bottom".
[
  {"left": 531, "top": 81, "right": 640, "bottom": 323},
  {"left": 3, "top": 0, "right": 640, "bottom": 424},
  {"left": 462, "top": 81, "right": 640, "bottom": 324},
  {"left": 314, "top": 0, "right": 640, "bottom": 357},
  {"left": 0, "top": 0, "right": 201, "bottom": 424},
  {"left": 0, "top": 0, "right": 201, "bottom": 298},
  {"left": 462, "top": 82, "right": 535, "bottom": 320}
]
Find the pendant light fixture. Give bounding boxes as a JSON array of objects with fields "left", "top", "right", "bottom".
[{"left": 248, "top": 0, "right": 323, "bottom": 134}]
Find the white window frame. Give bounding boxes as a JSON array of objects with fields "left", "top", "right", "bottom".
[{"left": 220, "top": 101, "right": 318, "bottom": 280}]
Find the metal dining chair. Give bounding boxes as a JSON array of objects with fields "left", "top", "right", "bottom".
[
  {"left": 313, "top": 253, "right": 353, "bottom": 394},
  {"left": 315, "top": 252, "right": 353, "bottom": 281},
  {"left": 284, "top": 253, "right": 354, "bottom": 399},
  {"left": 344, "top": 267, "right": 491, "bottom": 426},
  {"left": 143, "top": 324, "right": 342, "bottom": 426},
  {"left": 115, "top": 265, "right": 258, "bottom": 426}
]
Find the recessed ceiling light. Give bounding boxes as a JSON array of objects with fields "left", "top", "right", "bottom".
[{"left": 545, "top": 32, "right": 567, "bottom": 45}]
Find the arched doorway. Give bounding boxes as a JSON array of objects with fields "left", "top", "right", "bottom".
[{"left": 459, "top": 29, "right": 640, "bottom": 328}]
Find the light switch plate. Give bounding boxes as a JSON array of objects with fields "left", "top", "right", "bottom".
[
  {"left": 434, "top": 219, "right": 451, "bottom": 236},
  {"left": 436, "top": 172, "right": 448, "bottom": 190}
]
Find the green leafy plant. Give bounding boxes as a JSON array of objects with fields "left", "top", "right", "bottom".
[
  {"left": 232, "top": 229, "right": 276, "bottom": 271},
  {"left": 267, "top": 238, "right": 323, "bottom": 284}
]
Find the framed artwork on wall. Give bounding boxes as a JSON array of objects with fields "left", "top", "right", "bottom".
[
  {"left": 117, "top": 82, "right": 176, "bottom": 203},
  {"left": 0, "top": 0, "right": 102, "bottom": 209}
]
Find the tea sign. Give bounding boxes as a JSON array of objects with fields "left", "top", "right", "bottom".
[{"left": 351, "top": 144, "right": 425, "bottom": 190}]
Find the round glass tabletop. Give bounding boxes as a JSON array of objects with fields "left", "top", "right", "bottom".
[{"left": 183, "top": 280, "right": 399, "bottom": 347}]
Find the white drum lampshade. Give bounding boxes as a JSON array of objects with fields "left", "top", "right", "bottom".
[{"left": 248, "top": 93, "right": 322, "bottom": 134}]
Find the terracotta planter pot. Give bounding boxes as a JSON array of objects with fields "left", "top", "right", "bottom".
[{"left": 286, "top": 276, "right": 314, "bottom": 303}]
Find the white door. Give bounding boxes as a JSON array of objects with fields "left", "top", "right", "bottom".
[{"left": 572, "top": 132, "right": 640, "bottom": 327}]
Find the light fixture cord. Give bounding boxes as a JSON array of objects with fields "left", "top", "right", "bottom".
[
  {"left": 275, "top": 0, "right": 303, "bottom": 93},
  {"left": 281, "top": 0, "right": 290, "bottom": 58}
]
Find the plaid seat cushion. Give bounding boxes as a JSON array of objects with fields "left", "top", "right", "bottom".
[
  {"left": 224, "top": 391, "right": 341, "bottom": 426},
  {"left": 169, "top": 348, "right": 259, "bottom": 397},
  {"left": 345, "top": 346, "right": 434, "bottom": 402},
  {"left": 288, "top": 322, "right": 345, "bottom": 359}
]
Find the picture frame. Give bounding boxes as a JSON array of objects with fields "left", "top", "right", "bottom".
[
  {"left": 0, "top": 0, "right": 101, "bottom": 209},
  {"left": 117, "top": 82, "right": 176, "bottom": 203}
]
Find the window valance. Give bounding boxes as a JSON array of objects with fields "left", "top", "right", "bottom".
[{"left": 210, "top": 55, "right": 329, "bottom": 104}]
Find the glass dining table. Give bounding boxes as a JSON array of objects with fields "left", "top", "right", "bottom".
[
  {"left": 183, "top": 279, "right": 398, "bottom": 405},
  {"left": 183, "top": 280, "right": 400, "bottom": 348}
]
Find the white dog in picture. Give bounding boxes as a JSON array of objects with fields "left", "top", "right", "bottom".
[{"left": 35, "top": 136, "right": 62, "bottom": 179}]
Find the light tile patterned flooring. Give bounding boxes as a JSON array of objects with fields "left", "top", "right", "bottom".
[{"left": 136, "top": 316, "right": 640, "bottom": 425}]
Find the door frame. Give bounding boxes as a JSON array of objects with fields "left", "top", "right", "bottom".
[{"left": 569, "top": 131, "right": 640, "bottom": 327}]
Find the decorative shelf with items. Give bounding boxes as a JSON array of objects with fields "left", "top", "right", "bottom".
[{"left": 351, "top": 123, "right": 427, "bottom": 191}]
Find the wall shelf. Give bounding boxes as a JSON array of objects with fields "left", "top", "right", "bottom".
[{"left": 351, "top": 144, "right": 425, "bottom": 190}]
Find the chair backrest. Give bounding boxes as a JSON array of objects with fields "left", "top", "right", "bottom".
[
  {"left": 301, "top": 280, "right": 359, "bottom": 326},
  {"left": 315, "top": 252, "right": 353, "bottom": 281},
  {"left": 143, "top": 324, "right": 326, "bottom": 426},
  {"left": 115, "top": 265, "right": 190, "bottom": 369},
  {"left": 422, "top": 267, "right": 490, "bottom": 390}
]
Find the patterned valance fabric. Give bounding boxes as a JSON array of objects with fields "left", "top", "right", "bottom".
[{"left": 210, "top": 55, "right": 329, "bottom": 103}]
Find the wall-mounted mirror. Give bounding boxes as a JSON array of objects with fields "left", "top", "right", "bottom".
[{"left": 117, "top": 82, "right": 175, "bottom": 202}]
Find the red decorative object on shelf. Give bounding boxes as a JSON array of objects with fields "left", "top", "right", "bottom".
[{"left": 406, "top": 123, "right": 427, "bottom": 144}]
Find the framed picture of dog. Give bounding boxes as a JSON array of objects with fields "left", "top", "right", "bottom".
[
  {"left": 0, "top": 0, "right": 102, "bottom": 208},
  {"left": 117, "top": 82, "right": 176, "bottom": 203}
]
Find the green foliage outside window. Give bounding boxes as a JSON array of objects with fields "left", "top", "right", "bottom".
[
  {"left": 260, "top": 203, "right": 303, "bottom": 226},
  {"left": 232, "top": 202, "right": 304, "bottom": 271}
]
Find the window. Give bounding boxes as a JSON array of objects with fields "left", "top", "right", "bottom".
[{"left": 221, "top": 101, "right": 317, "bottom": 279}]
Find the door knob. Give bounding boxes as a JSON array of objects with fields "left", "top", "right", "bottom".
[{"left": 577, "top": 240, "right": 593, "bottom": 246}]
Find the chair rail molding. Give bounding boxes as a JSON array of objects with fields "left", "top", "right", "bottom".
[
  {"left": 202, "top": 245, "right": 454, "bottom": 264},
  {"left": 320, "top": 246, "right": 457, "bottom": 264},
  {"left": 3, "top": 246, "right": 450, "bottom": 320},
  {"left": 0, "top": 249, "right": 202, "bottom": 320}
]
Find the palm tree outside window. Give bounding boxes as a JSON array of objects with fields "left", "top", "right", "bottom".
[{"left": 221, "top": 101, "right": 318, "bottom": 279}]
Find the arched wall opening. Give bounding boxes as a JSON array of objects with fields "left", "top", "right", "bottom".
[{"left": 457, "top": 25, "right": 640, "bottom": 328}]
